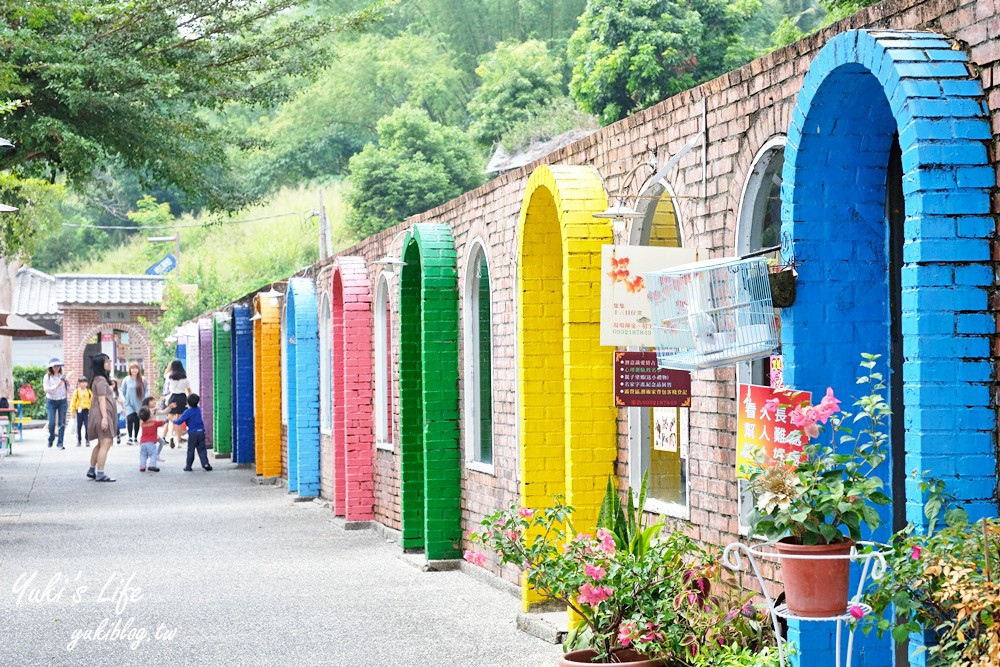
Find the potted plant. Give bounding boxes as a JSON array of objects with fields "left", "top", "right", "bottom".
[
  {"left": 859, "top": 477, "right": 1000, "bottom": 665},
  {"left": 466, "top": 479, "right": 778, "bottom": 665},
  {"left": 746, "top": 353, "right": 892, "bottom": 617}
]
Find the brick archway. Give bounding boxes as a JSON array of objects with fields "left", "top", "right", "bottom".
[
  {"left": 285, "top": 277, "right": 320, "bottom": 498},
  {"left": 399, "top": 223, "right": 461, "bottom": 560},
  {"left": 72, "top": 322, "right": 153, "bottom": 383},
  {"left": 515, "top": 164, "right": 613, "bottom": 608},
  {"left": 330, "top": 256, "right": 375, "bottom": 522}
]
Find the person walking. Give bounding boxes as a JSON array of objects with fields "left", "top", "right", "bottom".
[
  {"left": 163, "top": 359, "right": 191, "bottom": 449},
  {"left": 120, "top": 362, "right": 149, "bottom": 445},
  {"left": 43, "top": 358, "right": 70, "bottom": 449},
  {"left": 69, "top": 377, "right": 92, "bottom": 447},
  {"left": 86, "top": 353, "right": 118, "bottom": 482},
  {"left": 174, "top": 393, "right": 211, "bottom": 472}
]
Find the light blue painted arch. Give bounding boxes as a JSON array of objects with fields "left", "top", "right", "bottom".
[
  {"left": 285, "top": 277, "right": 321, "bottom": 498},
  {"left": 781, "top": 29, "right": 994, "bottom": 667}
]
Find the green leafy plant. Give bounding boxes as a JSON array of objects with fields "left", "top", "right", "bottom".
[
  {"left": 748, "top": 353, "right": 892, "bottom": 545},
  {"left": 596, "top": 474, "right": 663, "bottom": 559},
  {"left": 12, "top": 365, "right": 46, "bottom": 419},
  {"left": 860, "top": 476, "right": 1000, "bottom": 666}
]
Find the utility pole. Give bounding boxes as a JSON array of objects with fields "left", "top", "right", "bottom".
[{"left": 318, "top": 190, "right": 330, "bottom": 261}]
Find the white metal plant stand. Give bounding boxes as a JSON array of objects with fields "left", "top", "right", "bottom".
[{"left": 722, "top": 541, "right": 888, "bottom": 667}]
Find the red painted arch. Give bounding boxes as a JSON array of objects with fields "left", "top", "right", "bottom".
[{"left": 330, "top": 256, "right": 375, "bottom": 521}]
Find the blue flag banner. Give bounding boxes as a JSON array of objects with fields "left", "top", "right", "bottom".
[{"left": 146, "top": 254, "right": 177, "bottom": 275}]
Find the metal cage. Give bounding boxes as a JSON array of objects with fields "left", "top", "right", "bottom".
[{"left": 645, "top": 257, "right": 779, "bottom": 370}]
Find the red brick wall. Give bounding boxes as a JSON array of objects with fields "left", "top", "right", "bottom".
[{"left": 62, "top": 306, "right": 162, "bottom": 386}]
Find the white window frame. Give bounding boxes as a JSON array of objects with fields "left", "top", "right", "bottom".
[
  {"left": 374, "top": 274, "right": 393, "bottom": 451},
  {"left": 319, "top": 293, "right": 333, "bottom": 434},
  {"left": 627, "top": 181, "right": 690, "bottom": 520},
  {"left": 735, "top": 136, "right": 786, "bottom": 535},
  {"left": 280, "top": 302, "right": 289, "bottom": 425},
  {"left": 463, "top": 240, "right": 495, "bottom": 476}
]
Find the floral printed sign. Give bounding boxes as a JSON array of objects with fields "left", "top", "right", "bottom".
[
  {"left": 736, "top": 383, "right": 811, "bottom": 480},
  {"left": 600, "top": 245, "right": 695, "bottom": 347}
]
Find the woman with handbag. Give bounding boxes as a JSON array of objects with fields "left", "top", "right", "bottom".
[{"left": 43, "top": 357, "right": 70, "bottom": 449}]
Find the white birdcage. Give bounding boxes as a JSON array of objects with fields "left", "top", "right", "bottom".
[{"left": 645, "top": 256, "right": 779, "bottom": 370}]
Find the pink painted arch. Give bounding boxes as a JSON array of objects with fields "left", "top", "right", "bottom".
[{"left": 330, "top": 256, "right": 375, "bottom": 521}]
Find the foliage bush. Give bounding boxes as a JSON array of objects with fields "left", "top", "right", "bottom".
[{"left": 12, "top": 366, "right": 47, "bottom": 420}]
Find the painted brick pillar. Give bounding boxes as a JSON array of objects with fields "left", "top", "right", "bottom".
[
  {"left": 185, "top": 322, "right": 200, "bottom": 396},
  {"left": 781, "top": 29, "right": 996, "bottom": 667},
  {"left": 516, "top": 164, "right": 615, "bottom": 610},
  {"left": 286, "top": 277, "right": 320, "bottom": 498},
  {"left": 231, "top": 305, "right": 255, "bottom": 465},
  {"left": 198, "top": 318, "right": 214, "bottom": 451},
  {"left": 399, "top": 223, "right": 461, "bottom": 560},
  {"left": 254, "top": 293, "right": 283, "bottom": 478},
  {"left": 332, "top": 256, "right": 375, "bottom": 522},
  {"left": 212, "top": 313, "right": 233, "bottom": 458}
]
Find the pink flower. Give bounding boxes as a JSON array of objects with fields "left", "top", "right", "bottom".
[
  {"left": 517, "top": 507, "right": 534, "bottom": 518},
  {"left": 463, "top": 550, "right": 487, "bottom": 567},
  {"left": 574, "top": 533, "right": 592, "bottom": 542},
  {"left": 503, "top": 529, "right": 520, "bottom": 542},
  {"left": 911, "top": 545, "right": 922, "bottom": 560},
  {"left": 763, "top": 398, "right": 780, "bottom": 414},
  {"left": 596, "top": 528, "right": 616, "bottom": 554},
  {"left": 618, "top": 620, "right": 637, "bottom": 647},
  {"left": 584, "top": 564, "right": 607, "bottom": 581},
  {"left": 849, "top": 605, "right": 866, "bottom": 620},
  {"left": 577, "top": 583, "right": 613, "bottom": 606},
  {"left": 803, "top": 422, "right": 820, "bottom": 439}
]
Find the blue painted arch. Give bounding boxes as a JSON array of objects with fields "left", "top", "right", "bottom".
[
  {"left": 781, "top": 29, "right": 994, "bottom": 666},
  {"left": 285, "top": 277, "right": 321, "bottom": 498},
  {"left": 231, "top": 305, "right": 255, "bottom": 465}
]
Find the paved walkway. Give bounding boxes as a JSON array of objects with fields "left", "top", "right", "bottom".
[{"left": 0, "top": 429, "right": 561, "bottom": 666}]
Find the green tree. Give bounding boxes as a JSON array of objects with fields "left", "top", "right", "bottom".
[
  {"left": 568, "top": 0, "right": 761, "bottom": 125},
  {"left": 467, "top": 40, "right": 565, "bottom": 146},
  {"left": 244, "top": 32, "right": 470, "bottom": 194},
  {"left": 0, "top": 0, "right": 388, "bottom": 211},
  {"left": 346, "top": 105, "right": 483, "bottom": 237}
]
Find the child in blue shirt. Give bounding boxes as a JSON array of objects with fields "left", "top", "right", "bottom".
[{"left": 173, "top": 393, "right": 212, "bottom": 472}]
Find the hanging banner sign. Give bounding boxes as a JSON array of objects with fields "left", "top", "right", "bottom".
[
  {"left": 736, "top": 383, "right": 811, "bottom": 480},
  {"left": 614, "top": 351, "right": 691, "bottom": 407},
  {"left": 600, "top": 245, "right": 695, "bottom": 347}
]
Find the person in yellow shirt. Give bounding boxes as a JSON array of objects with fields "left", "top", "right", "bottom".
[{"left": 69, "top": 377, "right": 93, "bottom": 448}]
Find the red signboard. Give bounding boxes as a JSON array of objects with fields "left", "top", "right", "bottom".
[
  {"left": 736, "top": 383, "right": 811, "bottom": 479},
  {"left": 614, "top": 351, "right": 691, "bottom": 408}
]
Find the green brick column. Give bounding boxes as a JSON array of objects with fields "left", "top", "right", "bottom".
[
  {"left": 212, "top": 312, "right": 233, "bottom": 457},
  {"left": 399, "top": 223, "right": 460, "bottom": 560}
]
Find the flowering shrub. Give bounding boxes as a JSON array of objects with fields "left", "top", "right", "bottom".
[
  {"left": 861, "top": 477, "right": 1000, "bottom": 667},
  {"left": 748, "top": 354, "right": 892, "bottom": 546},
  {"left": 466, "top": 490, "right": 777, "bottom": 665}
]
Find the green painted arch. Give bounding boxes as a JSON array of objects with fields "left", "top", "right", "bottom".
[{"left": 398, "top": 222, "right": 461, "bottom": 560}]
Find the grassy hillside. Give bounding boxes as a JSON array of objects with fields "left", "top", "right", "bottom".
[{"left": 64, "top": 181, "right": 353, "bottom": 302}]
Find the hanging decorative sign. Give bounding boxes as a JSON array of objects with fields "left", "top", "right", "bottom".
[
  {"left": 769, "top": 354, "right": 784, "bottom": 389},
  {"left": 600, "top": 245, "right": 695, "bottom": 347},
  {"left": 614, "top": 351, "right": 691, "bottom": 407},
  {"left": 735, "top": 383, "right": 811, "bottom": 480}
]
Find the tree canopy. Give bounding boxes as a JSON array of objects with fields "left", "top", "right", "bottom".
[
  {"left": 345, "top": 104, "right": 483, "bottom": 237},
  {"left": 568, "top": 0, "right": 762, "bottom": 125}
]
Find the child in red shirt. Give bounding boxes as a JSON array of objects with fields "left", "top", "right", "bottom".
[{"left": 138, "top": 406, "right": 165, "bottom": 472}]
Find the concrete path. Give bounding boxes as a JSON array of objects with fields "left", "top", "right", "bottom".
[{"left": 0, "top": 429, "right": 561, "bottom": 667}]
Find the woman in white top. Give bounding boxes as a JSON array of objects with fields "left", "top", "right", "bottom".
[
  {"left": 43, "top": 357, "right": 70, "bottom": 449},
  {"left": 163, "top": 359, "right": 191, "bottom": 448}
]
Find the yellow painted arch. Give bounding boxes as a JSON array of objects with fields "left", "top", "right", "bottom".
[{"left": 517, "top": 164, "right": 616, "bottom": 610}]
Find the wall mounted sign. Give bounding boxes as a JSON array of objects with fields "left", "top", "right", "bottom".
[
  {"left": 736, "top": 383, "right": 811, "bottom": 480},
  {"left": 614, "top": 351, "right": 691, "bottom": 408},
  {"left": 600, "top": 245, "right": 695, "bottom": 347},
  {"left": 99, "top": 310, "right": 130, "bottom": 323}
]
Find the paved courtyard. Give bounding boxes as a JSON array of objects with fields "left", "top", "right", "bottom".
[{"left": 0, "top": 429, "right": 560, "bottom": 667}]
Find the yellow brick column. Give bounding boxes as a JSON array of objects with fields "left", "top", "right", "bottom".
[
  {"left": 254, "top": 293, "right": 283, "bottom": 478},
  {"left": 517, "top": 165, "right": 615, "bottom": 610}
]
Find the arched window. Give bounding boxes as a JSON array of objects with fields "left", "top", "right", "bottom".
[
  {"left": 463, "top": 241, "right": 493, "bottom": 471},
  {"left": 319, "top": 293, "right": 332, "bottom": 433},
  {"left": 374, "top": 274, "right": 393, "bottom": 449},
  {"left": 735, "top": 137, "right": 786, "bottom": 530},
  {"left": 628, "top": 183, "right": 688, "bottom": 516}
]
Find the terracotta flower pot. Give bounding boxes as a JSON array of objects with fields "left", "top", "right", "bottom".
[
  {"left": 775, "top": 537, "right": 854, "bottom": 617},
  {"left": 558, "top": 648, "right": 665, "bottom": 666}
]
